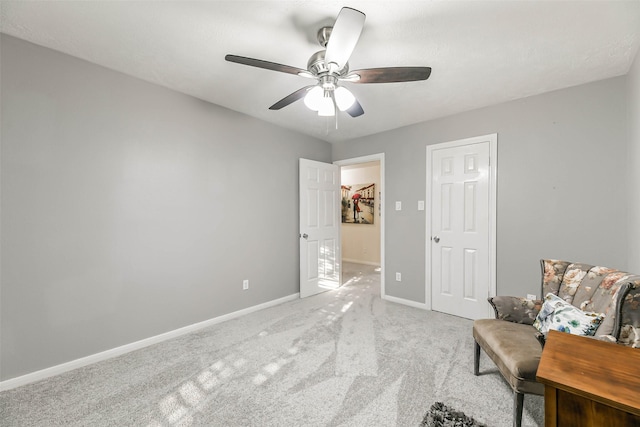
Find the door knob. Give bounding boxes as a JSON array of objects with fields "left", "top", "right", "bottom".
[
  {"left": 433, "top": 236, "right": 440, "bottom": 243},
  {"left": 302, "top": 233, "right": 308, "bottom": 239}
]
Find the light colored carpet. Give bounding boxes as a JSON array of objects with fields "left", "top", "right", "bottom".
[{"left": 0, "top": 262, "right": 543, "bottom": 426}]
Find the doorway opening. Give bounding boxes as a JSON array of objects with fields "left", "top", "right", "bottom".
[{"left": 334, "top": 154, "right": 385, "bottom": 297}]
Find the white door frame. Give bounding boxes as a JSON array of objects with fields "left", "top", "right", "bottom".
[
  {"left": 425, "top": 134, "right": 497, "bottom": 313},
  {"left": 334, "top": 153, "right": 386, "bottom": 298}
]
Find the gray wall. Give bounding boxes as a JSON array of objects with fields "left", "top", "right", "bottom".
[
  {"left": 0, "top": 35, "right": 331, "bottom": 381},
  {"left": 333, "top": 77, "right": 629, "bottom": 303},
  {"left": 628, "top": 51, "right": 640, "bottom": 273},
  {"left": 2, "top": 31, "right": 636, "bottom": 382}
]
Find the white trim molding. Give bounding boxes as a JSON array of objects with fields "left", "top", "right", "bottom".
[
  {"left": 382, "top": 294, "right": 428, "bottom": 310},
  {"left": 0, "top": 293, "right": 299, "bottom": 391}
]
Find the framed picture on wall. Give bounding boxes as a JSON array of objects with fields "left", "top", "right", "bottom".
[{"left": 341, "top": 183, "right": 375, "bottom": 224}]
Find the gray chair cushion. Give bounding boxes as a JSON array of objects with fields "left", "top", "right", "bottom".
[{"left": 473, "top": 319, "right": 544, "bottom": 395}]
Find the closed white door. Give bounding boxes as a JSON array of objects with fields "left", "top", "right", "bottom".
[
  {"left": 427, "top": 135, "right": 496, "bottom": 319},
  {"left": 299, "top": 158, "right": 341, "bottom": 298}
]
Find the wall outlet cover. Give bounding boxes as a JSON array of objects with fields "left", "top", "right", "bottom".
[{"left": 526, "top": 294, "right": 536, "bottom": 300}]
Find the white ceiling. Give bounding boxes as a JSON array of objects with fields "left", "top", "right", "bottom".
[{"left": 2, "top": 1, "right": 640, "bottom": 143}]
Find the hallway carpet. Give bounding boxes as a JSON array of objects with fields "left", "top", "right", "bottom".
[{"left": 0, "top": 263, "right": 543, "bottom": 426}]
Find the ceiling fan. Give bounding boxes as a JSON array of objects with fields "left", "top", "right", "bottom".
[{"left": 225, "top": 7, "right": 431, "bottom": 118}]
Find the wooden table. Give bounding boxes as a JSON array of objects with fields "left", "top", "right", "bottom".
[{"left": 536, "top": 330, "right": 640, "bottom": 427}]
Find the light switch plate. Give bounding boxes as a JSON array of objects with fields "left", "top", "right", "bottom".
[
  {"left": 418, "top": 200, "right": 425, "bottom": 211},
  {"left": 395, "top": 201, "right": 402, "bottom": 211}
]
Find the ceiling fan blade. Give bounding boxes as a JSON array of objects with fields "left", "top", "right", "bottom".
[
  {"left": 269, "top": 86, "right": 315, "bottom": 110},
  {"left": 324, "top": 7, "right": 365, "bottom": 70},
  {"left": 344, "top": 67, "right": 432, "bottom": 83},
  {"left": 346, "top": 98, "right": 364, "bottom": 117},
  {"left": 225, "top": 54, "right": 313, "bottom": 77}
]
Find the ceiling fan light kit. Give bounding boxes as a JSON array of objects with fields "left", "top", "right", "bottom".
[
  {"left": 303, "top": 86, "right": 323, "bottom": 111},
  {"left": 225, "top": 6, "right": 431, "bottom": 118},
  {"left": 335, "top": 87, "right": 356, "bottom": 111},
  {"left": 317, "top": 96, "right": 336, "bottom": 117}
]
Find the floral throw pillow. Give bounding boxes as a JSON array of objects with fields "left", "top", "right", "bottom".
[{"left": 533, "top": 293, "right": 605, "bottom": 337}]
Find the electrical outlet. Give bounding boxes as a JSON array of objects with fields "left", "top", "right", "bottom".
[
  {"left": 526, "top": 294, "right": 536, "bottom": 300},
  {"left": 243, "top": 279, "right": 249, "bottom": 290},
  {"left": 395, "top": 272, "right": 402, "bottom": 282}
]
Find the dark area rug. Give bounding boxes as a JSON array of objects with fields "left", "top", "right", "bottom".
[{"left": 420, "top": 402, "right": 486, "bottom": 427}]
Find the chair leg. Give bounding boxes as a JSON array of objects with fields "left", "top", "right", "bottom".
[
  {"left": 513, "top": 392, "right": 524, "bottom": 427},
  {"left": 473, "top": 340, "right": 480, "bottom": 375}
]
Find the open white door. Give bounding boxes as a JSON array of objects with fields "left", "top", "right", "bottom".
[{"left": 299, "top": 158, "right": 341, "bottom": 298}]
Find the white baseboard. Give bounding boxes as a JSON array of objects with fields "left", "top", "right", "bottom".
[
  {"left": 0, "top": 293, "right": 299, "bottom": 392},
  {"left": 382, "top": 294, "right": 429, "bottom": 310},
  {"left": 342, "top": 258, "right": 381, "bottom": 267}
]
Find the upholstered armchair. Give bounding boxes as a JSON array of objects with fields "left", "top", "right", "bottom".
[{"left": 472, "top": 259, "right": 640, "bottom": 427}]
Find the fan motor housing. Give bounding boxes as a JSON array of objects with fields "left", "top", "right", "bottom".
[{"left": 307, "top": 50, "right": 348, "bottom": 77}]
